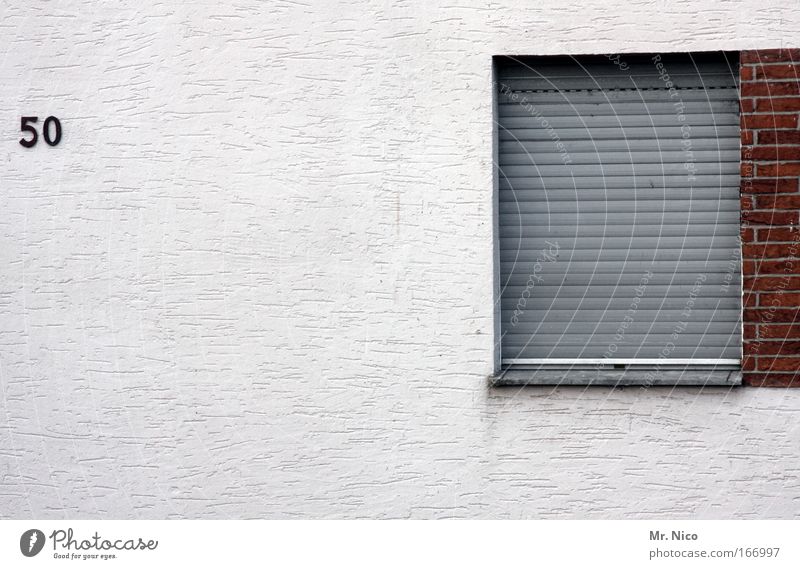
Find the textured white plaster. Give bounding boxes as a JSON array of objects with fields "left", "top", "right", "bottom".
[{"left": 0, "top": 1, "right": 799, "bottom": 518}]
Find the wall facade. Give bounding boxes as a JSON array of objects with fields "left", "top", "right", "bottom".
[{"left": 1, "top": 2, "right": 800, "bottom": 519}]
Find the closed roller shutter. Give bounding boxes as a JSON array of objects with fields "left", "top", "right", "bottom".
[{"left": 496, "top": 53, "right": 741, "bottom": 370}]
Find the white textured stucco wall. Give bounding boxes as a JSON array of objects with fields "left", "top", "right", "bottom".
[{"left": 1, "top": 1, "right": 800, "bottom": 518}]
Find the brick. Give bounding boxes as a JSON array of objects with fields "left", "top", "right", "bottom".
[
  {"left": 743, "top": 372, "right": 800, "bottom": 387},
  {"left": 742, "top": 244, "right": 767, "bottom": 258},
  {"left": 756, "top": 97, "right": 800, "bottom": 112},
  {"left": 757, "top": 162, "right": 800, "bottom": 177},
  {"left": 743, "top": 243, "right": 800, "bottom": 258},
  {"left": 744, "top": 292, "right": 758, "bottom": 306},
  {"left": 755, "top": 64, "right": 800, "bottom": 80},
  {"left": 744, "top": 307, "right": 800, "bottom": 322},
  {"left": 742, "top": 210, "right": 799, "bottom": 225},
  {"left": 749, "top": 147, "right": 800, "bottom": 161},
  {"left": 741, "top": 49, "right": 800, "bottom": 63},
  {"left": 742, "top": 129, "right": 754, "bottom": 145},
  {"left": 741, "top": 113, "right": 798, "bottom": 129},
  {"left": 741, "top": 66, "right": 754, "bottom": 82},
  {"left": 741, "top": 161, "right": 754, "bottom": 177},
  {"left": 758, "top": 130, "right": 800, "bottom": 145},
  {"left": 741, "top": 196, "right": 754, "bottom": 211},
  {"left": 757, "top": 357, "right": 800, "bottom": 371},
  {"left": 757, "top": 227, "right": 800, "bottom": 241},
  {"left": 742, "top": 178, "right": 798, "bottom": 194},
  {"left": 744, "top": 323, "right": 757, "bottom": 340},
  {"left": 760, "top": 324, "right": 800, "bottom": 339},
  {"left": 756, "top": 194, "right": 800, "bottom": 209},
  {"left": 741, "top": 227, "right": 755, "bottom": 242},
  {"left": 752, "top": 259, "right": 800, "bottom": 274},
  {"left": 743, "top": 355, "right": 756, "bottom": 370},
  {"left": 741, "top": 82, "right": 800, "bottom": 96},
  {"left": 760, "top": 292, "right": 800, "bottom": 306},
  {"left": 745, "top": 276, "right": 800, "bottom": 291}
]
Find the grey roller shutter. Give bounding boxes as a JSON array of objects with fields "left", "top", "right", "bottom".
[{"left": 496, "top": 53, "right": 741, "bottom": 367}]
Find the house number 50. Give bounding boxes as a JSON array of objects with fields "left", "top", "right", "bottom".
[{"left": 19, "top": 116, "right": 62, "bottom": 148}]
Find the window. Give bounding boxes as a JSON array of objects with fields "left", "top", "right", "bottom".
[{"left": 493, "top": 52, "right": 742, "bottom": 386}]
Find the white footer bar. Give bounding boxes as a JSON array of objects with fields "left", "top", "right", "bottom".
[{"left": 0, "top": 521, "right": 795, "bottom": 568}]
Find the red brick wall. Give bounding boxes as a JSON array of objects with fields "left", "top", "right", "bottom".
[{"left": 741, "top": 49, "right": 800, "bottom": 386}]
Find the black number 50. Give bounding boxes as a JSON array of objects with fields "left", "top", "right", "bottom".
[{"left": 19, "top": 116, "right": 62, "bottom": 147}]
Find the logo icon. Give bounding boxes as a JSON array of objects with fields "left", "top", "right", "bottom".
[{"left": 20, "top": 529, "right": 45, "bottom": 557}]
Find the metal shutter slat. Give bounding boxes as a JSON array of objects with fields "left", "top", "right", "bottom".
[
  {"left": 498, "top": 100, "right": 738, "bottom": 116},
  {"left": 500, "top": 139, "right": 740, "bottom": 152},
  {"left": 499, "top": 125, "right": 740, "bottom": 141},
  {"left": 500, "top": 150, "right": 740, "bottom": 165}
]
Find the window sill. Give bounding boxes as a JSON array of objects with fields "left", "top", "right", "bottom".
[{"left": 490, "top": 366, "right": 742, "bottom": 387}]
